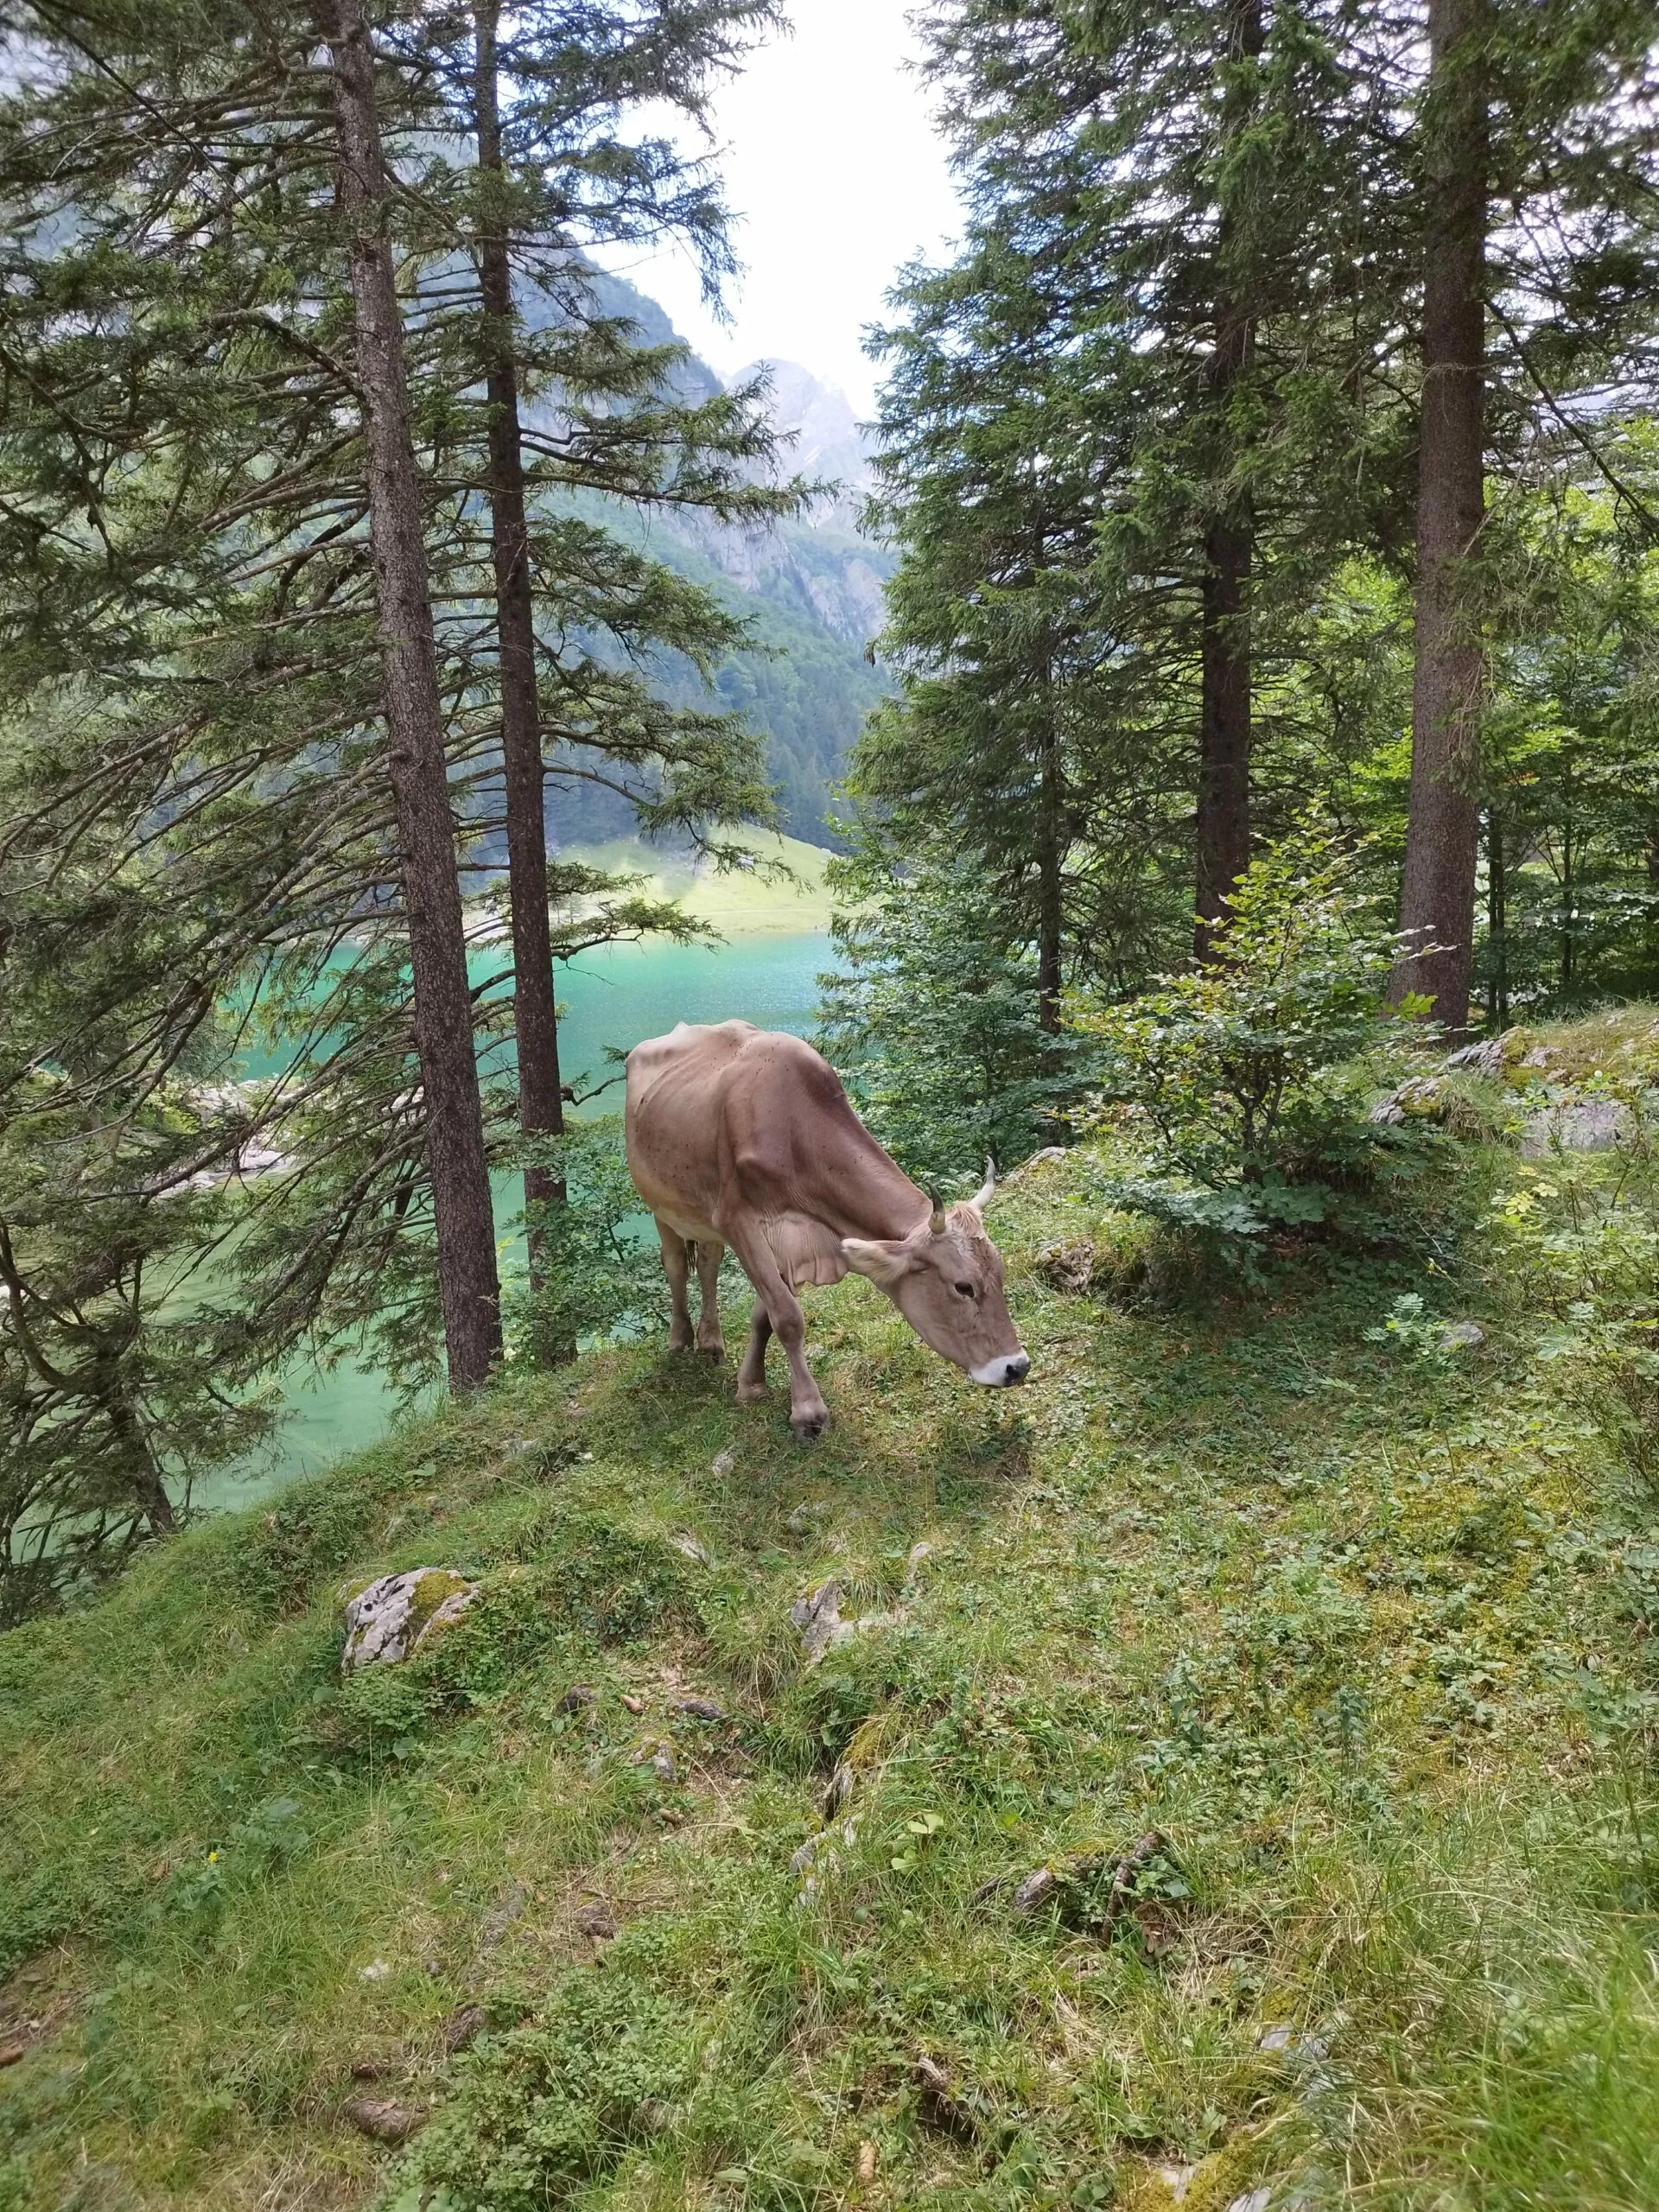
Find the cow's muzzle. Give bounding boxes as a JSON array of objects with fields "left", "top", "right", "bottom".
[{"left": 972, "top": 1351, "right": 1031, "bottom": 1387}]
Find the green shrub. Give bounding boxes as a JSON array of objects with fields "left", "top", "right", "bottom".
[
  {"left": 1491, "top": 1070, "right": 1659, "bottom": 1488},
  {"left": 507, "top": 1116, "right": 674, "bottom": 1365},
  {"left": 1075, "top": 824, "right": 1433, "bottom": 1246}
]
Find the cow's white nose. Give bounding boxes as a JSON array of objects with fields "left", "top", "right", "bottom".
[{"left": 1002, "top": 1351, "right": 1031, "bottom": 1385}]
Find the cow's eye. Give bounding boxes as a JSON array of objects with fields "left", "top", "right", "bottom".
[{"left": 953, "top": 1281, "right": 976, "bottom": 1299}]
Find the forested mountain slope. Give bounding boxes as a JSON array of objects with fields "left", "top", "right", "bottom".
[
  {"left": 5, "top": 1014, "right": 1658, "bottom": 2211},
  {"left": 537, "top": 271, "right": 892, "bottom": 849}
]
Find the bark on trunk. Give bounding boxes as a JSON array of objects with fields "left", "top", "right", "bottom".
[
  {"left": 1486, "top": 807, "right": 1507, "bottom": 1028},
  {"left": 320, "top": 0, "right": 502, "bottom": 1390},
  {"left": 1391, "top": 0, "right": 1490, "bottom": 1032},
  {"left": 1193, "top": 0, "right": 1262, "bottom": 962},
  {"left": 473, "top": 2, "right": 566, "bottom": 1306},
  {"left": 1036, "top": 677, "right": 1063, "bottom": 1033}
]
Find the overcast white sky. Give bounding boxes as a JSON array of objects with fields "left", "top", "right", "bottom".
[{"left": 594, "top": 0, "right": 963, "bottom": 416}]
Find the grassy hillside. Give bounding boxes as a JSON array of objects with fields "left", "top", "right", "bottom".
[
  {"left": 4, "top": 1038, "right": 1659, "bottom": 2211},
  {"left": 560, "top": 833, "right": 836, "bottom": 937}
]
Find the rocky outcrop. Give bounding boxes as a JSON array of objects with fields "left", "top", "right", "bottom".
[{"left": 340, "top": 1568, "right": 477, "bottom": 1673}]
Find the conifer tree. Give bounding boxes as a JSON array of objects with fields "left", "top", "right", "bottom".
[
  {"left": 1391, "top": 0, "right": 1659, "bottom": 1028},
  {"left": 320, "top": 0, "right": 502, "bottom": 1388}
]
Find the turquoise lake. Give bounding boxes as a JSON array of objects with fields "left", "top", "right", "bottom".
[{"left": 194, "top": 928, "right": 832, "bottom": 1512}]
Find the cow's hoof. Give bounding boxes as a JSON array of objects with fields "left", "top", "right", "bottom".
[
  {"left": 790, "top": 1411, "right": 830, "bottom": 1440},
  {"left": 735, "top": 1380, "right": 769, "bottom": 1404},
  {"left": 697, "top": 1343, "right": 726, "bottom": 1362}
]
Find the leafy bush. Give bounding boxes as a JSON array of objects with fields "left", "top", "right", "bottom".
[
  {"left": 508, "top": 1116, "right": 672, "bottom": 1363},
  {"left": 1075, "top": 826, "right": 1432, "bottom": 1243},
  {"left": 1491, "top": 1070, "right": 1659, "bottom": 1487}
]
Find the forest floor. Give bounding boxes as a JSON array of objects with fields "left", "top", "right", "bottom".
[{"left": 5, "top": 1017, "right": 1659, "bottom": 2211}]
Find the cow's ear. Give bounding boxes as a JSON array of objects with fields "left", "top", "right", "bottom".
[{"left": 841, "top": 1236, "right": 912, "bottom": 1287}]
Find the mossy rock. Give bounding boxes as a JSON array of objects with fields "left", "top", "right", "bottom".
[{"left": 340, "top": 1567, "right": 476, "bottom": 1672}]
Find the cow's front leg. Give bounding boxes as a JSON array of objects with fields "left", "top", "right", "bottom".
[
  {"left": 693, "top": 1240, "right": 726, "bottom": 1358},
  {"left": 736, "top": 1296, "right": 772, "bottom": 1402},
  {"left": 727, "top": 1228, "right": 829, "bottom": 1438},
  {"left": 657, "top": 1220, "right": 695, "bottom": 1351}
]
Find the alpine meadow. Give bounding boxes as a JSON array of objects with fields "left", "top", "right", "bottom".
[{"left": 4, "top": 3, "right": 1659, "bottom": 2209}]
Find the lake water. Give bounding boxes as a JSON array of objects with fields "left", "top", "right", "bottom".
[{"left": 197, "top": 928, "right": 832, "bottom": 1510}]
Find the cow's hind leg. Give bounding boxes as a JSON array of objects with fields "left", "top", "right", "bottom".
[
  {"left": 657, "top": 1220, "right": 695, "bottom": 1351},
  {"left": 693, "top": 1240, "right": 726, "bottom": 1357},
  {"left": 726, "top": 1224, "right": 829, "bottom": 1439},
  {"left": 736, "top": 1297, "right": 772, "bottom": 1402}
]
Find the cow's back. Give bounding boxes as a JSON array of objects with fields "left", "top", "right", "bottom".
[
  {"left": 625, "top": 1020, "right": 907, "bottom": 1274},
  {"left": 625, "top": 1020, "right": 759, "bottom": 1237}
]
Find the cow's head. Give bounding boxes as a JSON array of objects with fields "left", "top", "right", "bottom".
[{"left": 841, "top": 1166, "right": 1031, "bottom": 1387}]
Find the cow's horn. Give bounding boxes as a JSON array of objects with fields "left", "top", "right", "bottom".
[
  {"left": 969, "top": 1156, "right": 996, "bottom": 1213},
  {"left": 925, "top": 1185, "right": 947, "bottom": 1236}
]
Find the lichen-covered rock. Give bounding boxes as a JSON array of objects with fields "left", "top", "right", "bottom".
[
  {"left": 340, "top": 1568, "right": 477, "bottom": 1673},
  {"left": 1522, "top": 1097, "right": 1631, "bottom": 1156}
]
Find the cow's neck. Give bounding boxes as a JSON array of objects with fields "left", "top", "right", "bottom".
[{"left": 824, "top": 1124, "right": 931, "bottom": 1243}]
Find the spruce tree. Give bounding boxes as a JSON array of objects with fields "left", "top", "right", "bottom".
[{"left": 320, "top": 0, "right": 503, "bottom": 1389}]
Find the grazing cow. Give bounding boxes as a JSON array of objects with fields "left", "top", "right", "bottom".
[{"left": 624, "top": 1020, "right": 1030, "bottom": 1437}]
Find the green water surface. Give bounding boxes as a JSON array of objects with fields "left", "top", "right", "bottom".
[{"left": 198, "top": 929, "right": 831, "bottom": 1512}]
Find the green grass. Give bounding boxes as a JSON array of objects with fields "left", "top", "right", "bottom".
[
  {"left": 557, "top": 833, "right": 836, "bottom": 937},
  {"left": 4, "top": 1092, "right": 1659, "bottom": 2209}
]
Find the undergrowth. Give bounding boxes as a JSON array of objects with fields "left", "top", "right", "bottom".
[{"left": 4, "top": 1029, "right": 1659, "bottom": 2209}]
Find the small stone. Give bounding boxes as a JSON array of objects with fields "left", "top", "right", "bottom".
[
  {"left": 1011, "top": 1866, "right": 1058, "bottom": 1913},
  {"left": 790, "top": 1576, "right": 844, "bottom": 1663},
  {"left": 357, "top": 1959, "right": 391, "bottom": 1982},
  {"left": 442, "top": 2004, "right": 487, "bottom": 2054},
  {"left": 856, "top": 2139, "right": 877, "bottom": 2183},
  {"left": 672, "top": 1696, "right": 728, "bottom": 1723},
  {"left": 1438, "top": 1319, "right": 1484, "bottom": 1351},
  {"left": 620, "top": 1693, "right": 645, "bottom": 1713},
  {"left": 791, "top": 1830, "right": 835, "bottom": 1876},
  {"left": 652, "top": 1742, "right": 677, "bottom": 1784},
  {"left": 480, "top": 1883, "right": 526, "bottom": 1946},
  {"left": 711, "top": 1448, "right": 738, "bottom": 1475},
  {"left": 557, "top": 1683, "right": 598, "bottom": 1713},
  {"left": 1226, "top": 2193, "right": 1272, "bottom": 2212},
  {"left": 1156, "top": 2167, "right": 1198, "bottom": 2204},
  {"left": 1258, "top": 2023, "right": 1295, "bottom": 2050},
  {"left": 821, "top": 1764, "right": 854, "bottom": 1820},
  {"left": 575, "top": 1901, "right": 617, "bottom": 1941},
  {"left": 672, "top": 1530, "right": 712, "bottom": 1564},
  {"left": 913, "top": 2054, "right": 975, "bottom": 2140},
  {"left": 341, "top": 2095, "right": 423, "bottom": 2144},
  {"left": 1036, "top": 1237, "right": 1100, "bottom": 1292}
]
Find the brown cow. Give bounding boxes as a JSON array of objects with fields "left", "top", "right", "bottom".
[{"left": 624, "top": 1020, "right": 1030, "bottom": 1436}]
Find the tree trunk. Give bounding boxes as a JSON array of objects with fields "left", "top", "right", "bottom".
[
  {"left": 473, "top": 1, "right": 567, "bottom": 1307},
  {"left": 1036, "top": 674, "right": 1063, "bottom": 1033},
  {"left": 1193, "top": 0, "right": 1262, "bottom": 962},
  {"left": 1391, "top": 0, "right": 1490, "bottom": 1032},
  {"left": 320, "top": 0, "right": 501, "bottom": 1390},
  {"left": 1486, "top": 806, "right": 1507, "bottom": 1028}
]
